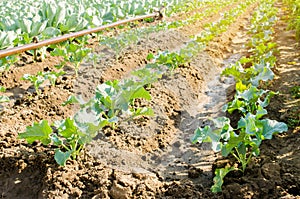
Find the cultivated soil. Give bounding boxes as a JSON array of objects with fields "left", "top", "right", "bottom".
[{"left": 0, "top": 1, "right": 299, "bottom": 199}]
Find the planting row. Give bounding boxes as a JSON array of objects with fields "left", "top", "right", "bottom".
[
  {"left": 284, "top": 0, "right": 300, "bottom": 40},
  {"left": 99, "top": 0, "right": 237, "bottom": 60},
  {"left": 192, "top": 0, "right": 288, "bottom": 193},
  {"left": 0, "top": 0, "right": 226, "bottom": 106},
  {"left": 0, "top": 0, "right": 189, "bottom": 50},
  {"left": 0, "top": 0, "right": 245, "bottom": 104},
  {"left": 18, "top": 0, "right": 257, "bottom": 166},
  {"left": 0, "top": 0, "right": 216, "bottom": 73}
]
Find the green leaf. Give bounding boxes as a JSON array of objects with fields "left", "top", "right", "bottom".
[
  {"left": 255, "top": 106, "right": 268, "bottom": 119},
  {"left": 59, "top": 118, "right": 78, "bottom": 138},
  {"left": 221, "top": 131, "right": 246, "bottom": 157},
  {"left": 50, "top": 47, "right": 66, "bottom": 57},
  {"left": 260, "top": 119, "right": 288, "bottom": 139},
  {"left": 18, "top": 18, "right": 32, "bottom": 34},
  {"left": 74, "top": 108, "right": 107, "bottom": 141},
  {"left": 0, "top": 86, "right": 6, "bottom": 92},
  {"left": 0, "top": 96, "right": 9, "bottom": 103},
  {"left": 0, "top": 31, "right": 17, "bottom": 49},
  {"left": 260, "top": 91, "right": 276, "bottom": 108},
  {"left": 54, "top": 149, "right": 71, "bottom": 166},
  {"left": 225, "top": 98, "right": 246, "bottom": 114},
  {"left": 221, "top": 63, "right": 245, "bottom": 81},
  {"left": 131, "top": 87, "right": 151, "bottom": 101},
  {"left": 132, "top": 107, "right": 154, "bottom": 117},
  {"left": 62, "top": 95, "right": 87, "bottom": 106},
  {"left": 238, "top": 113, "right": 258, "bottom": 135},
  {"left": 51, "top": 134, "right": 63, "bottom": 146},
  {"left": 235, "top": 81, "right": 248, "bottom": 92},
  {"left": 251, "top": 62, "right": 274, "bottom": 86},
  {"left": 42, "top": 27, "right": 61, "bottom": 38},
  {"left": 213, "top": 117, "right": 234, "bottom": 141},
  {"left": 192, "top": 126, "right": 221, "bottom": 151},
  {"left": 30, "top": 20, "right": 48, "bottom": 37},
  {"left": 18, "top": 120, "right": 52, "bottom": 145},
  {"left": 211, "top": 166, "right": 235, "bottom": 193},
  {"left": 238, "top": 86, "right": 263, "bottom": 102},
  {"left": 146, "top": 53, "right": 154, "bottom": 61}
]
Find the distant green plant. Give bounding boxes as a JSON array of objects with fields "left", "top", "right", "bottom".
[
  {"left": 51, "top": 41, "right": 91, "bottom": 76},
  {"left": 0, "top": 55, "right": 18, "bottom": 72},
  {"left": 283, "top": 0, "right": 300, "bottom": 40},
  {"left": 0, "top": 86, "right": 9, "bottom": 103},
  {"left": 22, "top": 72, "right": 46, "bottom": 95},
  {"left": 22, "top": 70, "right": 65, "bottom": 94},
  {"left": 290, "top": 85, "right": 300, "bottom": 99}
]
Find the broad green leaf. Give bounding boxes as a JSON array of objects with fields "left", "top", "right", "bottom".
[
  {"left": 260, "top": 119, "right": 288, "bottom": 139},
  {"left": 30, "top": 20, "right": 48, "bottom": 37},
  {"left": 212, "top": 117, "right": 234, "bottom": 141},
  {"left": 146, "top": 53, "right": 155, "bottom": 61},
  {"left": 238, "top": 86, "right": 263, "bottom": 102},
  {"left": 102, "top": 11, "right": 114, "bottom": 23},
  {"left": 132, "top": 107, "right": 154, "bottom": 117},
  {"left": 211, "top": 166, "right": 235, "bottom": 193},
  {"left": 50, "top": 47, "right": 66, "bottom": 57},
  {"left": 18, "top": 120, "right": 52, "bottom": 145},
  {"left": 238, "top": 113, "right": 258, "bottom": 135},
  {"left": 251, "top": 63, "right": 274, "bottom": 86},
  {"left": 255, "top": 106, "right": 268, "bottom": 119},
  {"left": 237, "top": 142, "right": 247, "bottom": 156},
  {"left": 221, "top": 63, "right": 244, "bottom": 81},
  {"left": 191, "top": 126, "right": 212, "bottom": 144},
  {"left": 0, "top": 31, "right": 17, "bottom": 49},
  {"left": 59, "top": 118, "right": 78, "bottom": 138},
  {"left": 131, "top": 87, "right": 151, "bottom": 101},
  {"left": 260, "top": 91, "right": 277, "bottom": 107},
  {"left": 42, "top": 27, "right": 61, "bottom": 38},
  {"left": 225, "top": 98, "right": 246, "bottom": 114},
  {"left": 18, "top": 18, "right": 32, "bottom": 33},
  {"left": 221, "top": 131, "right": 246, "bottom": 157},
  {"left": 52, "top": 4, "right": 66, "bottom": 27},
  {"left": 54, "top": 149, "right": 71, "bottom": 166}
]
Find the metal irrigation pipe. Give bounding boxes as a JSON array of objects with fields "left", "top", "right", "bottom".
[{"left": 0, "top": 11, "right": 163, "bottom": 59}]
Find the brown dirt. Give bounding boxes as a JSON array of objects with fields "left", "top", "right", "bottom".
[{"left": 0, "top": 1, "right": 299, "bottom": 199}]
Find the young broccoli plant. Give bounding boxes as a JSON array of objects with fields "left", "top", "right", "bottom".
[
  {"left": 192, "top": 112, "right": 288, "bottom": 192},
  {"left": 222, "top": 83, "right": 277, "bottom": 115},
  {"left": 19, "top": 111, "right": 108, "bottom": 166},
  {"left": 22, "top": 72, "right": 46, "bottom": 95},
  {"left": 92, "top": 79, "right": 153, "bottom": 127},
  {"left": 63, "top": 78, "right": 154, "bottom": 129},
  {"left": 51, "top": 41, "right": 91, "bottom": 76},
  {"left": 22, "top": 71, "right": 65, "bottom": 94}
]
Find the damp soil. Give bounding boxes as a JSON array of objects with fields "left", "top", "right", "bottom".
[{"left": 0, "top": 1, "right": 300, "bottom": 199}]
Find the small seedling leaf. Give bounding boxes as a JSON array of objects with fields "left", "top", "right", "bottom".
[
  {"left": 18, "top": 120, "right": 52, "bottom": 145},
  {"left": 54, "top": 149, "right": 71, "bottom": 166}
]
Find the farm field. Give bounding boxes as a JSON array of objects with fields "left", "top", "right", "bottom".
[{"left": 0, "top": 0, "right": 299, "bottom": 198}]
